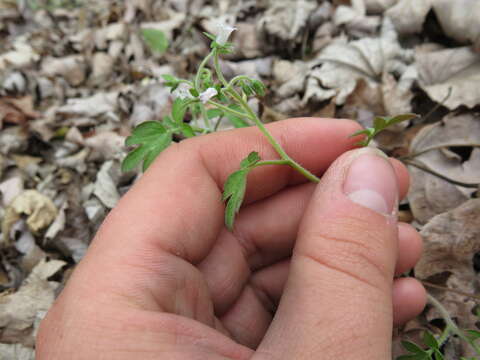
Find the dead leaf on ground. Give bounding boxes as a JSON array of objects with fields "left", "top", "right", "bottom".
[
  {"left": 416, "top": 47, "right": 480, "bottom": 110},
  {"left": 0, "top": 258, "right": 65, "bottom": 347},
  {"left": 407, "top": 114, "right": 480, "bottom": 223},
  {"left": 2, "top": 190, "right": 58, "bottom": 245}
]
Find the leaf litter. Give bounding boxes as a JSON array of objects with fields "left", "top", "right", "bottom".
[{"left": 0, "top": 0, "right": 479, "bottom": 358}]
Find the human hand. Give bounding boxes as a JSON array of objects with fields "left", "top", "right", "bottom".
[{"left": 36, "top": 118, "right": 425, "bottom": 359}]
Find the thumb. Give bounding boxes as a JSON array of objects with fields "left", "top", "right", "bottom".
[{"left": 257, "top": 148, "right": 400, "bottom": 360}]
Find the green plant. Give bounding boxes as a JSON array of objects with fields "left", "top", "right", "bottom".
[
  {"left": 122, "top": 23, "right": 414, "bottom": 230},
  {"left": 141, "top": 28, "right": 169, "bottom": 55},
  {"left": 398, "top": 294, "right": 480, "bottom": 359}
]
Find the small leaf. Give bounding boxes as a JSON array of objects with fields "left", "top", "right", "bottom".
[
  {"left": 402, "top": 341, "right": 426, "bottom": 354},
  {"left": 180, "top": 123, "right": 195, "bottom": 138},
  {"left": 423, "top": 331, "right": 439, "bottom": 349},
  {"left": 223, "top": 169, "right": 248, "bottom": 230},
  {"left": 222, "top": 152, "right": 262, "bottom": 230},
  {"left": 203, "top": 32, "right": 217, "bottom": 41},
  {"left": 387, "top": 113, "right": 417, "bottom": 126},
  {"left": 122, "top": 145, "right": 148, "bottom": 172},
  {"left": 240, "top": 151, "right": 261, "bottom": 168},
  {"left": 396, "top": 355, "right": 429, "bottom": 360},
  {"left": 125, "top": 121, "right": 166, "bottom": 146},
  {"left": 189, "top": 88, "right": 200, "bottom": 97},
  {"left": 251, "top": 79, "right": 266, "bottom": 96},
  {"left": 172, "top": 98, "right": 187, "bottom": 124},
  {"left": 142, "top": 132, "right": 172, "bottom": 171},
  {"left": 141, "top": 28, "right": 169, "bottom": 54},
  {"left": 373, "top": 116, "right": 387, "bottom": 131},
  {"left": 206, "top": 108, "right": 224, "bottom": 119}
]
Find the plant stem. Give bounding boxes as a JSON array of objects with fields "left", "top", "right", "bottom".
[
  {"left": 255, "top": 160, "right": 291, "bottom": 167},
  {"left": 211, "top": 49, "right": 320, "bottom": 183},
  {"left": 207, "top": 100, "right": 254, "bottom": 121},
  {"left": 200, "top": 106, "right": 212, "bottom": 131},
  {"left": 195, "top": 51, "right": 214, "bottom": 90},
  {"left": 228, "top": 75, "right": 252, "bottom": 88},
  {"left": 427, "top": 293, "right": 480, "bottom": 354}
]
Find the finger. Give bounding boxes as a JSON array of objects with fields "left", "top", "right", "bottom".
[
  {"left": 390, "top": 158, "right": 410, "bottom": 201},
  {"left": 200, "top": 160, "right": 409, "bottom": 315},
  {"left": 395, "top": 223, "right": 423, "bottom": 276},
  {"left": 393, "top": 277, "right": 426, "bottom": 325},
  {"left": 75, "top": 118, "right": 361, "bottom": 316},
  {"left": 256, "top": 148, "right": 400, "bottom": 359}
]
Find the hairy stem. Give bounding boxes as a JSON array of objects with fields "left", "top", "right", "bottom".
[
  {"left": 195, "top": 51, "right": 214, "bottom": 90},
  {"left": 428, "top": 293, "right": 480, "bottom": 354},
  {"left": 211, "top": 50, "right": 320, "bottom": 183}
]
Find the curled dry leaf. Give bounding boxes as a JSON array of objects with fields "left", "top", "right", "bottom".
[
  {"left": 304, "top": 18, "right": 412, "bottom": 105},
  {"left": 407, "top": 114, "right": 480, "bottom": 223},
  {"left": 41, "top": 56, "right": 87, "bottom": 87},
  {"left": 416, "top": 46, "right": 480, "bottom": 110},
  {"left": 2, "top": 190, "right": 58, "bottom": 245}
]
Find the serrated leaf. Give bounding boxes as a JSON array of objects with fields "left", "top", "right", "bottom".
[
  {"left": 222, "top": 169, "right": 248, "bottom": 230},
  {"left": 423, "top": 331, "right": 439, "bottom": 349},
  {"left": 402, "top": 341, "right": 427, "bottom": 354},
  {"left": 121, "top": 145, "right": 149, "bottom": 172},
  {"left": 141, "top": 132, "right": 172, "bottom": 171},
  {"left": 125, "top": 121, "right": 166, "bottom": 146},
  {"left": 172, "top": 98, "right": 187, "bottom": 124},
  {"left": 141, "top": 28, "right": 169, "bottom": 54},
  {"left": 225, "top": 104, "right": 250, "bottom": 128},
  {"left": 222, "top": 152, "right": 262, "bottom": 230}
]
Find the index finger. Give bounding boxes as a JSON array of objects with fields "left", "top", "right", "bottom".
[{"left": 93, "top": 118, "right": 362, "bottom": 264}]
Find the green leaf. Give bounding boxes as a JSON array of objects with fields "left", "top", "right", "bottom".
[
  {"left": 222, "top": 152, "right": 262, "bottom": 230},
  {"left": 206, "top": 108, "right": 224, "bottom": 119},
  {"left": 225, "top": 104, "right": 250, "bottom": 128},
  {"left": 125, "top": 121, "right": 166, "bottom": 146},
  {"left": 466, "top": 329, "right": 480, "bottom": 341},
  {"left": 402, "top": 341, "right": 426, "bottom": 354},
  {"left": 240, "top": 151, "right": 261, "bottom": 168},
  {"left": 122, "top": 122, "right": 172, "bottom": 172},
  {"left": 423, "top": 331, "right": 439, "bottom": 349},
  {"left": 141, "top": 132, "right": 173, "bottom": 171},
  {"left": 223, "top": 169, "right": 248, "bottom": 231},
  {"left": 180, "top": 123, "right": 195, "bottom": 138},
  {"left": 161, "top": 74, "right": 179, "bottom": 89},
  {"left": 203, "top": 32, "right": 217, "bottom": 42},
  {"left": 387, "top": 113, "right": 417, "bottom": 126},
  {"left": 251, "top": 79, "right": 266, "bottom": 97},
  {"left": 350, "top": 113, "right": 418, "bottom": 147},
  {"left": 433, "top": 349, "right": 444, "bottom": 360},
  {"left": 172, "top": 98, "right": 187, "bottom": 124},
  {"left": 141, "top": 28, "right": 169, "bottom": 54},
  {"left": 121, "top": 145, "right": 149, "bottom": 172}
]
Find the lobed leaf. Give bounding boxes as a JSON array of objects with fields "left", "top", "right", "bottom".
[
  {"left": 222, "top": 152, "right": 262, "bottom": 230},
  {"left": 423, "top": 331, "right": 439, "bottom": 349}
]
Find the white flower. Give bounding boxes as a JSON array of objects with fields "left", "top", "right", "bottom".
[
  {"left": 215, "top": 23, "right": 236, "bottom": 46},
  {"left": 172, "top": 83, "right": 194, "bottom": 100},
  {"left": 199, "top": 88, "right": 218, "bottom": 103}
]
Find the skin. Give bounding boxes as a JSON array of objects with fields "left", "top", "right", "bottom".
[{"left": 36, "top": 118, "right": 426, "bottom": 360}]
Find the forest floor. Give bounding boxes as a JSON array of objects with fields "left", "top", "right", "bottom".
[{"left": 1, "top": 0, "right": 480, "bottom": 359}]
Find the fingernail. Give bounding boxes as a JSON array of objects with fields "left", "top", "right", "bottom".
[{"left": 343, "top": 149, "right": 398, "bottom": 216}]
